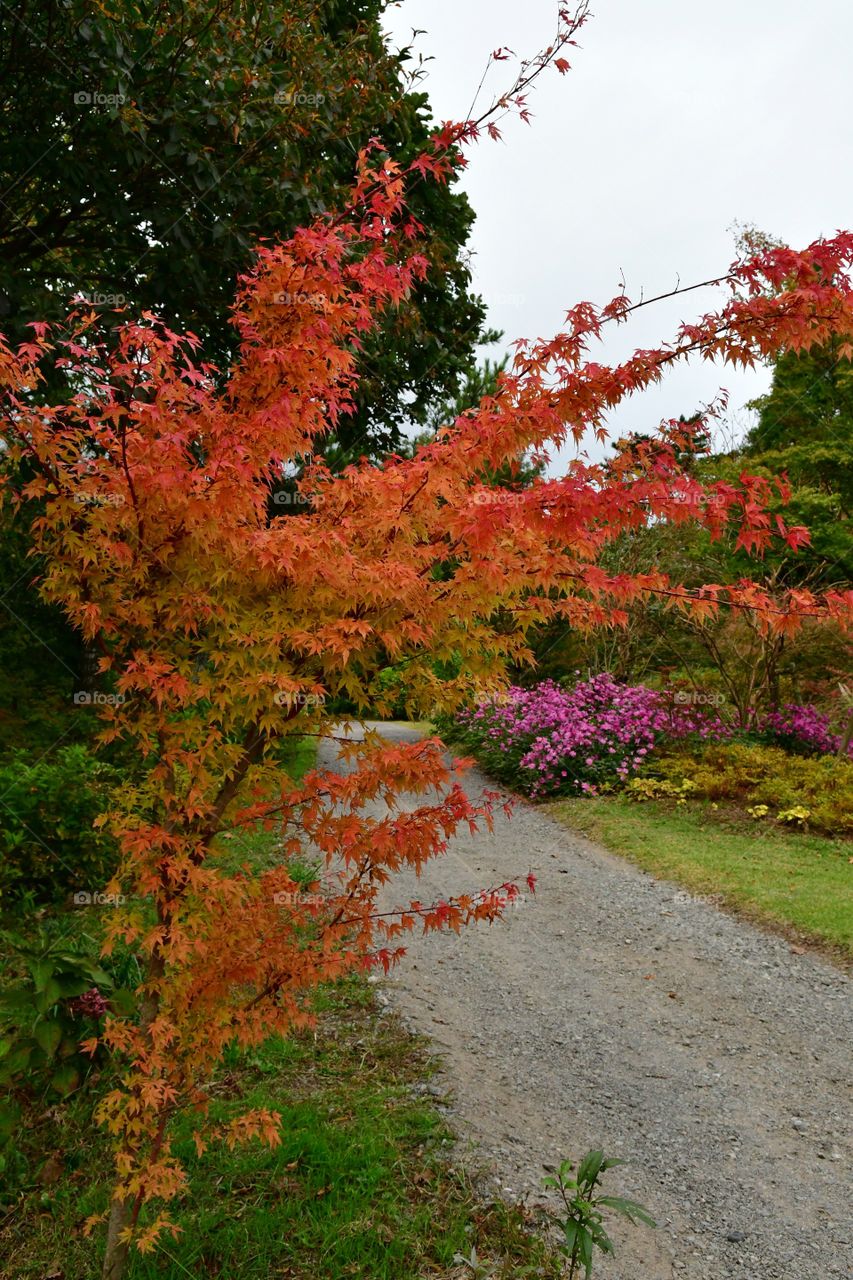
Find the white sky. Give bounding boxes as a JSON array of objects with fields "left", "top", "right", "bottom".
[{"left": 383, "top": 0, "right": 853, "bottom": 465}]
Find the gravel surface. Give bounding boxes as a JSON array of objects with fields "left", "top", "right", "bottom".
[{"left": 318, "top": 723, "right": 853, "bottom": 1280}]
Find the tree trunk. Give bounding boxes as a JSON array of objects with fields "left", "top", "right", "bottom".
[
  {"left": 102, "top": 1196, "right": 132, "bottom": 1280},
  {"left": 100, "top": 953, "right": 166, "bottom": 1280}
]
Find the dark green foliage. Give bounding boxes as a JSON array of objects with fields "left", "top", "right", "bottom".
[
  {"left": 0, "top": 745, "right": 120, "bottom": 905},
  {"left": 0, "top": 922, "right": 123, "bottom": 1182},
  {"left": 0, "top": 1, "right": 496, "bottom": 828},
  {"left": 744, "top": 341, "right": 853, "bottom": 580},
  {"left": 0, "top": 499, "right": 93, "bottom": 756},
  {"left": 0, "top": 0, "right": 490, "bottom": 454}
]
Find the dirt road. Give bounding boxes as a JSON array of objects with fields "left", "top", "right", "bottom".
[{"left": 317, "top": 724, "right": 853, "bottom": 1279}]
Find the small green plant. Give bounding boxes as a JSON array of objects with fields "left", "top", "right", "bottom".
[
  {"left": 543, "top": 1149, "right": 655, "bottom": 1279},
  {"left": 625, "top": 776, "right": 697, "bottom": 803}
]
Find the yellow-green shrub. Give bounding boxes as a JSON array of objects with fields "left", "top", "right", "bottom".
[
  {"left": 639, "top": 743, "right": 853, "bottom": 836},
  {"left": 625, "top": 777, "right": 697, "bottom": 804}
]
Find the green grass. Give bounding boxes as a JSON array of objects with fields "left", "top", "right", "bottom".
[
  {"left": 549, "top": 796, "right": 853, "bottom": 959},
  {"left": 1, "top": 979, "right": 561, "bottom": 1280},
  {"left": 277, "top": 733, "right": 319, "bottom": 784}
]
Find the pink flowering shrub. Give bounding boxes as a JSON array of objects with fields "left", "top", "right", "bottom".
[
  {"left": 453, "top": 675, "right": 673, "bottom": 797},
  {"left": 451, "top": 676, "right": 848, "bottom": 799},
  {"left": 755, "top": 703, "right": 852, "bottom": 757}
]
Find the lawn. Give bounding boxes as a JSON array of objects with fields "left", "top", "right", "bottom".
[{"left": 549, "top": 795, "right": 853, "bottom": 961}]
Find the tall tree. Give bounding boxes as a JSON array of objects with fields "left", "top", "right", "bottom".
[
  {"left": 0, "top": 0, "right": 490, "bottom": 451},
  {"left": 743, "top": 343, "right": 853, "bottom": 580}
]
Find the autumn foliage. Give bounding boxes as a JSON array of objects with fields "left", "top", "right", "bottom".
[{"left": 1, "top": 8, "right": 852, "bottom": 1272}]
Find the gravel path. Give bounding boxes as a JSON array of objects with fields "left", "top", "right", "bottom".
[{"left": 318, "top": 724, "right": 853, "bottom": 1280}]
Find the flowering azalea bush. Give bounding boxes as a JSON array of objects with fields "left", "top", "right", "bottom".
[
  {"left": 451, "top": 678, "right": 851, "bottom": 799},
  {"left": 452, "top": 675, "right": 673, "bottom": 797},
  {"left": 755, "top": 703, "right": 852, "bottom": 757}
]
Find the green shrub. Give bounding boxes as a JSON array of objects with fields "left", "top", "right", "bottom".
[
  {"left": 643, "top": 743, "right": 853, "bottom": 836},
  {"left": 0, "top": 924, "right": 114, "bottom": 1095},
  {"left": 0, "top": 922, "right": 138, "bottom": 1187},
  {"left": 0, "top": 745, "right": 120, "bottom": 906}
]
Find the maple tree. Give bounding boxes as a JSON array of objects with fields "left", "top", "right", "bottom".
[{"left": 1, "top": 8, "right": 853, "bottom": 1276}]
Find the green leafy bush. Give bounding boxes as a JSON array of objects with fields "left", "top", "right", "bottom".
[
  {"left": 642, "top": 743, "right": 853, "bottom": 836},
  {"left": 371, "top": 665, "right": 411, "bottom": 720},
  {"left": 0, "top": 745, "right": 120, "bottom": 905},
  {"left": 0, "top": 925, "right": 114, "bottom": 1097},
  {"left": 0, "top": 923, "right": 138, "bottom": 1186}
]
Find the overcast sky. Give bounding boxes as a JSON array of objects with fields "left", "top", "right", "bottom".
[{"left": 383, "top": 0, "right": 853, "bottom": 465}]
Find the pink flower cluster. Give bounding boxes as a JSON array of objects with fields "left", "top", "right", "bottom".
[
  {"left": 759, "top": 703, "right": 852, "bottom": 757},
  {"left": 457, "top": 674, "right": 674, "bottom": 797},
  {"left": 660, "top": 704, "right": 731, "bottom": 744},
  {"left": 68, "top": 987, "right": 109, "bottom": 1019}
]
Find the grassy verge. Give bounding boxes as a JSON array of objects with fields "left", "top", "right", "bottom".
[
  {"left": 549, "top": 796, "right": 852, "bottom": 960},
  {"left": 2, "top": 980, "right": 561, "bottom": 1280}
]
